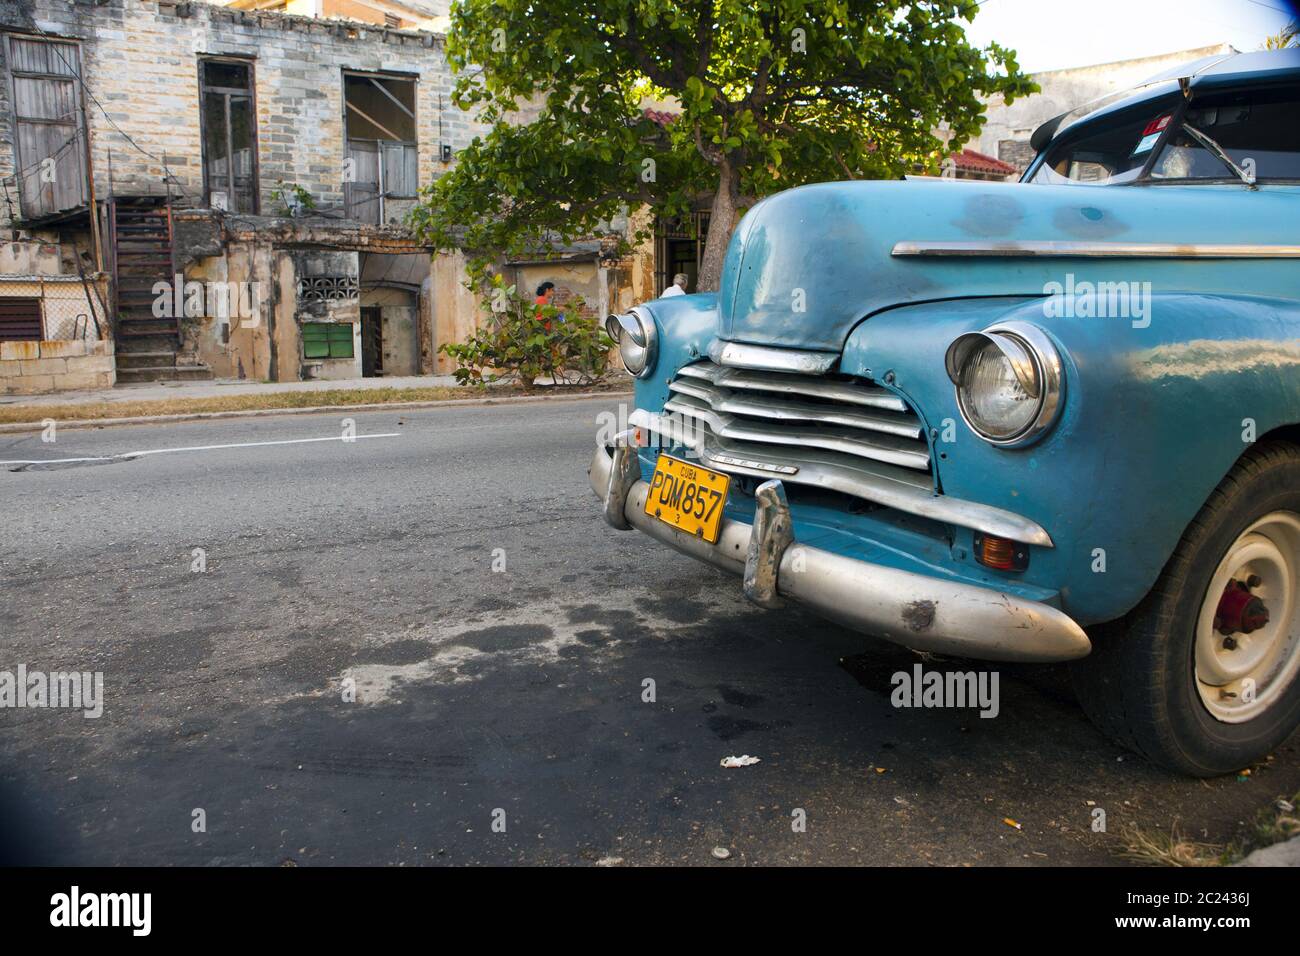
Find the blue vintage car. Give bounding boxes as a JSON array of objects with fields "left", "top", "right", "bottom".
[{"left": 591, "top": 49, "right": 1300, "bottom": 776}]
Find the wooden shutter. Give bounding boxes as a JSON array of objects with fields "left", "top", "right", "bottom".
[
  {"left": 344, "top": 140, "right": 381, "bottom": 223},
  {"left": 5, "top": 36, "right": 89, "bottom": 219},
  {"left": 381, "top": 142, "right": 418, "bottom": 199},
  {"left": 0, "top": 297, "right": 43, "bottom": 341}
]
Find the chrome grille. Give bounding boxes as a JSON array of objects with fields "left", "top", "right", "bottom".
[
  {"left": 630, "top": 359, "right": 1055, "bottom": 546},
  {"left": 663, "top": 361, "right": 932, "bottom": 476}
]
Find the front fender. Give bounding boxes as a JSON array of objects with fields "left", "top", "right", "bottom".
[
  {"left": 631, "top": 292, "right": 719, "bottom": 412},
  {"left": 842, "top": 292, "right": 1300, "bottom": 625}
]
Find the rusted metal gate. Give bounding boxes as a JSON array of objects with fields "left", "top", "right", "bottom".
[{"left": 4, "top": 34, "right": 90, "bottom": 220}]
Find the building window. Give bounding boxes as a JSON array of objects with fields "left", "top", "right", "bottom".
[
  {"left": 199, "top": 58, "right": 258, "bottom": 213},
  {"left": 3, "top": 35, "right": 89, "bottom": 220},
  {"left": 384, "top": 13, "right": 402, "bottom": 28},
  {"left": 343, "top": 72, "right": 418, "bottom": 224},
  {"left": 302, "top": 322, "right": 354, "bottom": 359},
  {"left": 0, "top": 297, "right": 43, "bottom": 341}
]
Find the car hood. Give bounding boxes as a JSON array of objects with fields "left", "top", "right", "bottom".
[{"left": 717, "top": 179, "right": 1299, "bottom": 351}]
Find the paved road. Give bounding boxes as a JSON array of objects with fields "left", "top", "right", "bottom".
[{"left": 1, "top": 398, "right": 1296, "bottom": 865}]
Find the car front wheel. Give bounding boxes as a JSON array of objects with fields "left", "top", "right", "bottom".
[{"left": 1071, "top": 441, "right": 1300, "bottom": 776}]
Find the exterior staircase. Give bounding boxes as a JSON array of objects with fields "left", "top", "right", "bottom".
[{"left": 109, "top": 199, "right": 212, "bottom": 385}]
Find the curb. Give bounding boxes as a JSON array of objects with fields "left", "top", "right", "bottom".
[{"left": 0, "top": 389, "right": 632, "bottom": 434}]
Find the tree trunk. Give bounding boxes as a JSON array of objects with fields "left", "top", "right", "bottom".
[{"left": 697, "top": 158, "right": 739, "bottom": 293}]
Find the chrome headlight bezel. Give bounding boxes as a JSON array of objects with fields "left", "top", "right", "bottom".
[
  {"left": 944, "top": 321, "right": 1064, "bottom": 448},
  {"left": 605, "top": 308, "right": 657, "bottom": 379}
]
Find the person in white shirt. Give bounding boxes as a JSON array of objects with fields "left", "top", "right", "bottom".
[{"left": 660, "top": 273, "right": 689, "bottom": 297}]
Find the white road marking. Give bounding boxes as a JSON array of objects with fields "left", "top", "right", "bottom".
[{"left": 0, "top": 432, "right": 401, "bottom": 467}]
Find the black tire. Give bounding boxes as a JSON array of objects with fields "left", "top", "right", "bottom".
[{"left": 1070, "top": 440, "right": 1300, "bottom": 777}]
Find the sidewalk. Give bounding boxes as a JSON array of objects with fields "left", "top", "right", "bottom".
[
  {"left": 0, "top": 372, "right": 631, "bottom": 431},
  {"left": 0, "top": 373, "right": 462, "bottom": 409}
]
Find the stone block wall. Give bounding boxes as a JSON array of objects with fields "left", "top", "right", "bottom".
[{"left": 0, "top": 338, "right": 115, "bottom": 394}]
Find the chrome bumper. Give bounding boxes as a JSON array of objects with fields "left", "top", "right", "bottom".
[{"left": 589, "top": 435, "right": 1091, "bottom": 663}]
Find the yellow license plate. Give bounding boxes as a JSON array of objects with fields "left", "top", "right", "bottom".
[{"left": 645, "top": 454, "right": 731, "bottom": 544}]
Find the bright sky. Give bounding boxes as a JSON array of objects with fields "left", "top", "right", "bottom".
[{"left": 962, "top": 0, "right": 1298, "bottom": 73}]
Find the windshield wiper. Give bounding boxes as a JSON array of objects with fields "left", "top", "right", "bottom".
[{"left": 1179, "top": 123, "right": 1258, "bottom": 189}]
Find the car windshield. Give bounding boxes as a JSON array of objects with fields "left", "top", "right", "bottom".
[
  {"left": 1149, "top": 87, "right": 1300, "bottom": 181},
  {"left": 1028, "top": 90, "right": 1183, "bottom": 185},
  {"left": 1029, "top": 82, "right": 1300, "bottom": 186}
]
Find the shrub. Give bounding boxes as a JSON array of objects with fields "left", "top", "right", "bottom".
[
  {"left": 269, "top": 181, "right": 317, "bottom": 217},
  {"left": 440, "top": 268, "right": 614, "bottom": 388}
]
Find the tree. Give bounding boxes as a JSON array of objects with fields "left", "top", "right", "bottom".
[
  {"left": 1264, "top": 22, "right": 1298, "bottom": 49},
  {"left": 409, "top": 0, "right": 1035, "bottom": 291}
]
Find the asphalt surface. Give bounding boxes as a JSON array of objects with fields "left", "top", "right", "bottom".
[{"left": 1, "top": 397, "right": 1296, "bottom": 866}]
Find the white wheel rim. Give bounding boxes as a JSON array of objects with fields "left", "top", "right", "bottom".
[{"left": 1194, "top": 511, "right": 1300, "bottom": 723}]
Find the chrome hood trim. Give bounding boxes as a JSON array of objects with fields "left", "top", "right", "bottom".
[
  {"left": 708, "top": 340, "right": 839, "bottom": 374},
  {"left": 892, "top": 240, "right": 1300, "bottom": 259}
]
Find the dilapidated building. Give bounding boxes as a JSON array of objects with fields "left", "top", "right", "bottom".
[
  {"left": 0, "top": 0, "right": 468, "bottom": 392},
  {"left": 0, "top": 0, "right": 676, "bottom": 395}
]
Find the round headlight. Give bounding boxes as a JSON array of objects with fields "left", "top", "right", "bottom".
[
  {"left": 605, "top": 309, "right": 657, "bottom": 379},
  {"left": 945, "top": 323, "right": 1064, "bottom": 447}
]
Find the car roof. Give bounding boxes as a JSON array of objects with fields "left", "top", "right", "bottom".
[
  {"left": 1142, "top": 48, "right": 1300, "bottom": 89},
  {"left": 1030, "top": 48, "right": 1300, "bottom": 153}
]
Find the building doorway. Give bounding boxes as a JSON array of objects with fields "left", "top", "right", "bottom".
[
  {"left": 359, "top": 254, "right": 428, "bottom": 378},
  {"left": 360, "top": 306, "right": 383, "bottom": 377},
  {"left": 654, "top": 210, "right": 709, "bottom": 296}
]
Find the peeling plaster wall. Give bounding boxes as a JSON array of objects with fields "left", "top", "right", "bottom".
[
  {"left": 429, "top": 249, "right": 479, "bottom": 375},
  {"left": 273, "top": 250, "right": 298, "bottom": 382},
  {"left": 185, "top": 240, "right": 277, "bottom": 380},
  {"left": 418, "top": 276, "right": 434, "bottom": 374},
  {"left": 173, "top": 213, "right": 447, "bottom": 382},
  {"left": 508, "top": 261, "right": 603, "bottom": 322},
  {"left": 621, "top": 206, "right": 658, "bottom": 308},
  {"left": 0, "top": 241, "right": 63, "bottom": 276}
]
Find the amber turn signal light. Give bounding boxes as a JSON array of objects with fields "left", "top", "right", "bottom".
[{"left": 973, "top": 532, "right": 1029, "bottom": 572}]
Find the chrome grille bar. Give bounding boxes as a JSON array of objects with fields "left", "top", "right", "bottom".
[
  {"left": 668, "top": 378, "right": 923, "bottom": 439},
  {"left": 677, "top": 363, "right": 908, "bottom": 413},
  {"left": 664, "top": 394, "right": 932, "bottom": 472},
  {"left": 668, "top": 359, "right": 931, "bottom": 477}
]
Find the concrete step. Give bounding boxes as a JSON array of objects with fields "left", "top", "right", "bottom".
[
  {"left": 113, "top": 350, "right": 178, "bottom": 370},
  {"left": 115, "top": 364, "right": 213, "bottom": 385},
  {"left": 119, "top": 316, "right": 178, "bottom": 330},
  {"left": 115, "top": 334, "right": 180, "bottom": 353}
]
